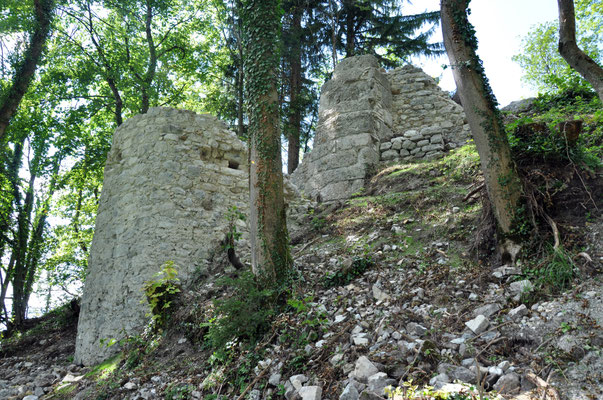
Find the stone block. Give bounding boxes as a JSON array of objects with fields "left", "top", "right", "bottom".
[
  {"left": 381, "top": 149, "right": 399, "bottom": 160},
  {"left": 379, "top": 142, "right": 392, "bottom": 151},
  {"left": 422, "top": 144, "right": 444, "bottom": 152},
  {"left": 430, "top": 134, "right": 443, "bottom": 144},
  {"left": 354, "top": 356, "right": 379, "bottom": 383},
  {"left": 465, "top": 315, "right": 489, "bottom": 335},
  {"left": 402, "top": 140, "right": 416, "bottom": 150}
]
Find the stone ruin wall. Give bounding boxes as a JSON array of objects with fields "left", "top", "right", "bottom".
[
  {"left": 291, "top": 56, "right": 393, "bottom": 202},
  {"left": 74, "top": 108, "right": 250, "bottom": 366},
  {"left": 292, "top": 55, "right": 470, "bottom": 202},
  {"left": 382, "top": 65, "right": 470, "bottom": 161},
  {"left": 75, "top": 56, "right": 468, "bottom": 365}
]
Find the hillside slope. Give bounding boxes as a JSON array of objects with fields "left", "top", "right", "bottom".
[{"left": 1, "top": 143, "right": 601, "bottom": 400}]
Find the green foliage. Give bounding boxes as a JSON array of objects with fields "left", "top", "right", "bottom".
[
  {"left": 223, "top": 205, "right": 246, "bottom": 250},
  {"left": 522, "top": 246, "right": 577, "bottom": 294},
  {"left": 385, "top": 380, "right": 498, "bottom": 399},
  {"left": 287, "top": 295, "right": 328, "bottom": 329},
  {"left": 142, "top": 262, "right": 181, "bottom": 330},
  {"left": 203, "top": 271, "right": 276, "bottom": 350},
  {"left": 164, "top": 383, "right": 194, "bottom": 400},
  {"left": 325, "top": 0, "right": 443, "bottom": 63},
  {"left": 323, "top": 256, "right": 374, "bottom": 288},
  {"left": 513, "top": 0, "right": 602, "bottom": 94},
  {"left": 506, "top": 90, "right": 602, "bottom": 168}
]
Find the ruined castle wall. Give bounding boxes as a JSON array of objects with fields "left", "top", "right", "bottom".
[
  {"left": 74, "top": 108, "right": 249, "bottom": 365},
  {"left": 291, "top": 56, "right": 393, "bottom": 202},
  {"left": 292, "top": 56, "right": 471, "bottom": 202},
  {"left": 380, "top": 65, "right": 470, "bottom": 161}
]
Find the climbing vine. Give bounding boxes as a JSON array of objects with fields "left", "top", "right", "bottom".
[
  {"left": 241, "top": 0, "right": 292, "bottom": 286},
  {"left": 444, "top": 0, "right": 526, "bottom": 246}
]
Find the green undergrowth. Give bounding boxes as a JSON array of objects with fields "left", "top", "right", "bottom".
[{"left": 505, "top": 89, "right": 602, "bottom": 169}]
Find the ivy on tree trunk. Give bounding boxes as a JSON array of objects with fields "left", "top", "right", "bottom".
[
  {"left": 0, "top": 0, "right": 55, "bottom": 141},
  {"left": 441, "top": 0, "right": 524, "bottom": 263},
  {"left": 241, "top": 0, "right": 292, "bottom": 285}
]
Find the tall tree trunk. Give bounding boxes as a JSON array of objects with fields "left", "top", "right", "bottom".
[
  {"left": 345, "top": 10, "right": 355, "bottom": 57},
  {"left": 328, "top": 0, "right": 338, "bottom": 69},
  {"left": 11, "top": 172, "right": 37, "bottom": 327},
  {"left": 0, "top": 140, "right": 24, "bottom": 319},
  {"left": 441, "top": 0, "right": 523, "bottom": 263},
  {"left": 557, "top": 0, "right": 603, "bottom": 102},
  {"left": 141, "top": 0, "right": 157, "bottom": 114},
  {"left": 21, "top": 158, "right": 61, "bottom": 316},
  {"left": 287, "top": 6, "right": 303, "bottom": 174},
  {"left": 0, "top": 0, "right": 55, "bottom": 142},
  {"left": 242, "top": 0, "right": 292, "bottom": 284}
]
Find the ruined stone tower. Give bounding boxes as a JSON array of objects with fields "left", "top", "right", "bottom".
[
  {"left": 292, "top": 55, "right": 470, "bottom": 202},
  {"left": 74, "top": 108, "right": 249, "bottom": 365}
]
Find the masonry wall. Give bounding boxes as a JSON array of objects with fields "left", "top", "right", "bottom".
[
  {"left": 291, "top": 56, "right": 393, "bottom": 202},
  {"left": 74, "top": 108, "right": 249, "bottom": 365},
  {"left": 292, "top": 56, "right": 470, "bottom": 202},
  {"left": 380, "top": 65, "right": 470, "bottom": 161}
]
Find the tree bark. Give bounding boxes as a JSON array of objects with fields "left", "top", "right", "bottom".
[
  {"left": 441, "top": 0, "right": 523, "bottom": 263},
  {"left": 287, "top": 5, "right": 303, "bottom": 174},
  {"left": 557, "top": 0, "right": 603, "bottom": 102},
  {"left": 344, "top": 3, "right": 355, "bottom": 57},
  {"left": 243, "top": 0, "right": 292, "bottom": 285},
  {"left": 141, "top": 0, "right": 157, "bottom": 113},
  {"left": 11, "top": 172, "right": 36, "bottom": 327},
  {"left": 0, "top": 0, "right": 55, "bottom": 142}
]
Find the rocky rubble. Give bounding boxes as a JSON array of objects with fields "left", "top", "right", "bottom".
[{"left": 1, "top": 145, "right": 601, "bottom": 400}]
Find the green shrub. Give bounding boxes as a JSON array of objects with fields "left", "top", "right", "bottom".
[
  {"left": 142, "top": 262, "right": 181, "bottom": 330},
  {"left": 522, "top": 246, "right": 577, "bottom": 295},
  {"left": 323, "top": 256, "right": 374, "bottom": 288},
  {"left": 506, "top": 89, "right": 602, "bottom": 169},
  {"left": 203, "top": 271, "right": 276, "bottom": 349}
]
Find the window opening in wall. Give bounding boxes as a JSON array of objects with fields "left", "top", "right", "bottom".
[{"left": 228, "top": 160, "right": 239, "bottom": 170}]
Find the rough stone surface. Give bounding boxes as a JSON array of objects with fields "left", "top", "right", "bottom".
[
  {"left": 492, "top": 372, "right": 520, "bottom": 394},
  {"left": 75, "top": 108, "right": 250, "bottom": 365},
  {"left": 353, "top": 356, "right": 379, "bottom": 383},
  {"left": 465, "top": 314, "right": 489, "bottom": 334},
  {"left": 299, "top": 386, "right": 322, "bottom": 400},
  {"left": 292, "top": 55, "right": 470, "bottom": 202},
  {"left": 340, "top": 383, "right": 360, "bottom": 400},
  {"left": 292, "top": 56, "right": 390, "bottom": 201}
]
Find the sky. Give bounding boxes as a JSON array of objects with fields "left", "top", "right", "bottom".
[{"left": 406, "top": 0, "right": 560, "bottom": 107}]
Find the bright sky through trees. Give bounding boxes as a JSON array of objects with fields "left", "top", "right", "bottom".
[{"left": 407, "top": 0, "right": 559, "bottom": 106}]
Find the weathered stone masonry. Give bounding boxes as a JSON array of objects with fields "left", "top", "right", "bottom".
[
  {"left": 292, "top": 55, "right": 470, "bottom": 202},
  {"left": 74, "top": 108, "right": 249, "bottom": 365}
]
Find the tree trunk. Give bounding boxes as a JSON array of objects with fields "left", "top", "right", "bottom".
[
  {"left": 21, "top": 158, "right": 61, "bottom": 316},
  {"left": 441, "top": 0, "right": 523, "bottom": 263},
  {"left": 287, "top": 6, "right": 303, "bottom": 174},
  {"left": 242, "top": 0, "right": 292, "bottom": 285},
  {"left": 11, "top": 172, "right": 37, "bottom": 327},
  {"left": 328, "top": 0, "right": 338, "bottom": 68},
  {"left": 345, "top": 8, "right": 355, "bottom": 57},
  {"left": 0, "top": 0, "right": 55, "bottom": 142},
  {"left": 141, "top": 0, "right": 157, "bottom": 114},
  {"left": 557, "top": 0, "right": 603, "bottom": 102}
]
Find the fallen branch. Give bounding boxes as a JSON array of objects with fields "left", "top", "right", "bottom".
[
  {"left": 235, "top": 366, "right": 270, "bottom": 400},
  {"left": 525, "top": 371, "right": 561, "bottom": 400},
  {"left": 463, "top": 183, "right": 485, "bottom": 201}
]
